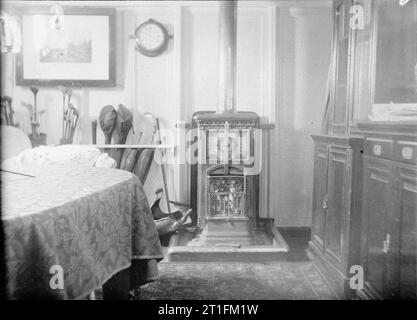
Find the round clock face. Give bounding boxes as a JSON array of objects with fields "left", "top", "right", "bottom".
[
  {"left": 138, "top": 23, "right": 165, "bottom": 51},
  {"left": 134, "top": 19, "right": 169, "bottom": 57}
]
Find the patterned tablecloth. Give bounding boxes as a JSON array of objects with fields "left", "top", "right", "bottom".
[{"left": 1, "top": 164, "right": 163, "bottom": 299}]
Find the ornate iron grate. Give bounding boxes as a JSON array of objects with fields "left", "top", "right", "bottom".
[{"left": 207, "top": 174, "right": 246, "bottom": 217}]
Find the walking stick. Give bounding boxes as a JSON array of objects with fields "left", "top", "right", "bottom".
[
  {"left": 30, "top": 86, "right": 39, "bottom": 137},
  {"left": 58, "top": 86, "right": 67, "bottom": 139},
  {"left": 153, "top": 115, "right": 172, "bottom": 214}
]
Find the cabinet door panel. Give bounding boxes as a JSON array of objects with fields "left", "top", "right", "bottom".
[
  {"left": 331, "top": 0, "right": 352, "bottom": 133},
  {"left": 397, "top": 167, "right": 417, "bottom": 299},
  {"left": 363, "top": 158, "right": 394, "bottom": 298},
  {"left": 312, "top": 144, "right": 328, "bottom": 249},
  {"left": 325, "top": 147, "right": 348, "bottom": 263}
]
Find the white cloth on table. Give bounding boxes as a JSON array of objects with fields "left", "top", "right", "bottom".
[{"left": 2, "top": 145, "right": 116, "bottom": 169}]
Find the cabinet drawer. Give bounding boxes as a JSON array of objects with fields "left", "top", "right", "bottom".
[
  {"left": 394, "top": 141, "right": 417, "bottom": 165},
  {"left": 365, "top": 139, "right": 394, "bottom": 160}
]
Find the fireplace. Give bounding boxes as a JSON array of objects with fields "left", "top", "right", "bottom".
[
  {"left": 167, "top": 1, "right": 288, "bottom": 261},
  {"left": 186, "top": 1, "right": 261, "bottom": 246},
  {"left": 192, "top": 112, "right": 260, "bottom": 246},
  {"left": 207, "top": 166, "right": 246, "bottom": 218}
]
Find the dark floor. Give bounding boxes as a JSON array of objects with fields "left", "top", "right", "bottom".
[
  {"left": 140, "top": 261, "right": 335, "bottom": 300},
  {"left": 278, "top": 227, "right": 311, "bottom": 261},
  {"left": 140, "top": 227, "right": 336, "bottom": 300}
]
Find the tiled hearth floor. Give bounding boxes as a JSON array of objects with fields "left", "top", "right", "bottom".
[{"left": 140, "top": 228, "right": 336, "bottom": 300}]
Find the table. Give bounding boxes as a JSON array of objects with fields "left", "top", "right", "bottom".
[{"left": 1, "top": 164, "right": 163, "bottom": 299}]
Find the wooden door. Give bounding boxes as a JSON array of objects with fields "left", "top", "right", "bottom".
[
  {"left": 311, "top": 143, "right": 329, "bottom": 250},
  {"left": 325, "top": 145, "right": 348, "bottom": 266},
  {"left": 330, "top": 0, "right": 353, "bottom": 134},
  {"left": 362, "top": 157, "right": 395, "bottom": 299},
  {"left": 397, "top": 166, "right": 417, "bottom": 299}
]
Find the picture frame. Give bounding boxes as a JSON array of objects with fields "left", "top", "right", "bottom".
[{"left": 16, "top": 7, "right": 116, "bottom": 87}]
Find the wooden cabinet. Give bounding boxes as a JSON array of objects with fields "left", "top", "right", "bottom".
[
  {"left": 308, "top": 135, "right": 364, "bottom": 299},
  {"left": 311, "top": 142, "right": 328, "bottom": 250},
  {"left": 397, "top": 166, "right": 417, "bottom": 299},
  {"left": 332, "top": 0, "right": 352, "bottom": 134},
  {"left": 325, "top": 146, "right": 348, "bottom": 262},
  {"left": 360, "top": 156, "right": 395, "bottom": 298},
  {"left": 310, "top": 0, "right": 417, "bottom": 299},
  {"left": 358, "top": 130, "right": 417, "bottom": 300},
  {"left": 330, "top": 0, "right": 353, "bottom": 135}
]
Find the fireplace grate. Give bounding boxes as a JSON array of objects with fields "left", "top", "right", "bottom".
[{"left": 207, "top": 175, "right": 246, "bottom": 217}]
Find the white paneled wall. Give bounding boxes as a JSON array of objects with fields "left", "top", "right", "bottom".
[
  {"left": 270, "top": 7, "right": 332, "bottom": 226},
  {"left": 1, "top": 1, "right": 332, "bottom": 227}
]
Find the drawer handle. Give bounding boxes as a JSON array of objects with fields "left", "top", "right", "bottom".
[
  {"left": 382, "top": 233, "right": 391, "bottom": 254},
  {"left": 402, "top": 147, "right": 414, "bottom": 160},
  {"left": 373, "top": 144, "right": 382, "bottom": 156},
  {"left": 322, "top": 196, "right": 328, "bottom": 209}
]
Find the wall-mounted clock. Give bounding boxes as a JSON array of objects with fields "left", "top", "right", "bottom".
[{"left": 132, "top": 19, "right": 172, "bottom": 57}]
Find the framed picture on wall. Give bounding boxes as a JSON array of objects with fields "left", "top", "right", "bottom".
[{"left": 16, "top": 7, "right": 116, "bottom": 87}]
